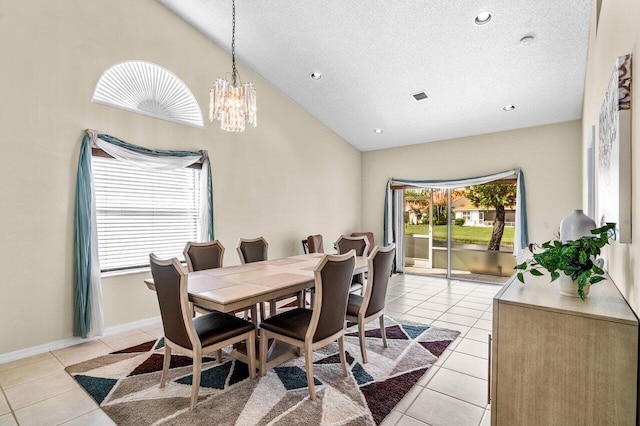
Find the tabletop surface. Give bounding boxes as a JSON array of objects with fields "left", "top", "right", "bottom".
[
  {"left": 497, "top": 273, "right": 638, "bottom": 326},
  {"left": 145, "top": 253, "right": 367, "bottom": 308}
]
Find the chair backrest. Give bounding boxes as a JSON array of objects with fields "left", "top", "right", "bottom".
[
  {"left": 236, "top": 237, "right": 268, "bottom": 264},
  {"left": 149, "top": 254, "right": 196, "bottom": 350},
  {"left": 302, "top": 239, "right": 309, "bottom": 254},
  {"left": 183, "top": 240, "right": 225, "bottom": 272},
  {"left": 308, "top": 251, "right": 356, "bottom": 342},
  {"left": 336, "top": 235, "right": 369, "bottom": 256},
  {"left": 351, "top": 232, "right": 375, "bottom": 250},
  {"left": 307, "top": 234, "right": 324, "bottom": 253},
  {"left": 362, "top": 244, "right": 396, "bottom": 317}
]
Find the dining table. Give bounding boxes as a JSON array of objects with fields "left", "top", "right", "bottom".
[{"left": 144, "top": 252, "right": 368, "bottom": 370}]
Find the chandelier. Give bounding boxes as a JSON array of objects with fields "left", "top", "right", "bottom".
[{"left": 209, "top": 0, "right": 257, "bottom": 132}]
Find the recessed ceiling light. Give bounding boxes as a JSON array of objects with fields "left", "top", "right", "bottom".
[
  {"left": 310, "top": 72, "right": 322, "bottom": 80},
  {"left": 374, "top": 129, "right": 383, "bottom": 134},
  {"left": 474, "top": 12, "right": 492, "bottom": 25},
  {"left": 520, "top": 35, "right": 535, "bottom": 46},
  {"left": 503, "top": 105, "right": 516, "bottom": 111}
]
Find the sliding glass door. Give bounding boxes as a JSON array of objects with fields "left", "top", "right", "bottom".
[{"left": 402, "top": 180, "right": 517, "bottom": 283}]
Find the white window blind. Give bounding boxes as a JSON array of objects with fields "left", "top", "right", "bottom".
[{"left": 92, "top": 156, "right": 202, "bottom": 272}]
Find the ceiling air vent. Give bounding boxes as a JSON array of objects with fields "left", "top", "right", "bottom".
[{"left": 412, "top": 91, "right": 430, "bottom": 101}]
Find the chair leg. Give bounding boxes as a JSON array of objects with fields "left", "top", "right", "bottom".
[
  {"left": 380, "top": 315, "right": 388, "bottom": 348},
  {"left": 337, "top": 336, "right": 348, "bottom": 377},
  {"left": 297, "top": 291, "right": 304, "bottom": 308},
  {"left": 160, "top": 345, "right": 172, "bottom": 387},
  {"left": 358, "top": 321, "right": 368, "bottom": 364},
  {"left": 189, "top": 356, "right": 202, "bottom": 411},
  {"left": 250, "top": 305, "right": 259, "bottom": 326},
  {"left": 260, "top": 303, "right": 266, "bottom": 322},
  {"left": 215, "top": 349, "right": 223, "bottom": 364},
  {"left": 304, "top": 344, "right": 316, "bottom": 400},
  {"left": 269, "top": 300, "right": 277, "bottom": 317},
  {"left": 310, "top": 289, "right": 315, "bottom": 308},
  {"left": 247, "top": 331, "right": 256, "bottom": 380},
  {"left": 259, "top": 329, "right": 268, "bottom": 377}
]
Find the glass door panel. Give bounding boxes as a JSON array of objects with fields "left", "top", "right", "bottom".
[{"left": 402, "top": 182, "right": 516, "bottom": 284}]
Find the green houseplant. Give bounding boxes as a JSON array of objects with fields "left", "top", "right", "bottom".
[{"left": 515, "top": 223, "right": 615, "bottom": 300}]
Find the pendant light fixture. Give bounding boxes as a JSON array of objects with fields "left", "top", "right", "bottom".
[{"left": 209, "top": 0, "right": 257, "bottom": 132}]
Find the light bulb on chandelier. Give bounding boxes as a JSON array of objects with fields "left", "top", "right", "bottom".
[{"left": 209, "top": 0, "right": 257, "bottom": 132}]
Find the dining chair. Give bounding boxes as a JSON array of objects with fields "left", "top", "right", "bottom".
[
  {"left": 307, "top": 234, "right": 325, "bottom": 253},
  {"left": 302, "top": 239, "right": 309, "bottom": 254},
  {"left": 149, "top": 254, "right": 256, "bottom": 411},
  {"left": 336, "top": 235, "right": 370, "bottom": 293},
  {"left": 345, "top": 244, "right": 396, "bottom": 363},
  {"left": 350, "top": 232, "right": 375, "bottom": 250},
  {"left": 236, "top": 236, "right": 268, "bottom": 264},
  {"left": 184, "top": 240, "right": 225, "bottom": 272},
  {"left": 259, "top": 251, "right": 356, "bottom": 400},
  {"left": 237, "top": 237, "right": 303, "bottom": 317}
]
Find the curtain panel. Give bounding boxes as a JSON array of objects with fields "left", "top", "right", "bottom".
[
  {"left": 73, "top": 131, "right": 214, "bottom": 338},
  {"left": 383, "top": 169, "right": 529, "bottom": 271}
]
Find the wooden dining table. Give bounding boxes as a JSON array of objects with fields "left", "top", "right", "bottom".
[{"left": 145, "top": 253, "right": 368, "bottom": 370}]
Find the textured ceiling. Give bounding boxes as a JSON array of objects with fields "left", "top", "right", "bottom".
[{"left": 158, "top": 0, "right": 592, "bottom": 151}]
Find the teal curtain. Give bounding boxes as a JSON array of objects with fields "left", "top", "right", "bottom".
[
  {"left": 73, "top": 131, "right": 214, "bottom": 338},
  {"left": 73, "top": 134, "right": 94, "bottom": 337},
  {"left": 383, "top": 169, "right": 529, "bottom": 260}
]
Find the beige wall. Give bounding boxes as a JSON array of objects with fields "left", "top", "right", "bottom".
[
  {"left": 361, "top": 121, "right": 583, "bottom": 250},
  {"left": 582, "top": 0, "right": 640, "bottom": 315},
  {"left": 0, "top": 1, "right": 361, "bottom": 354}
]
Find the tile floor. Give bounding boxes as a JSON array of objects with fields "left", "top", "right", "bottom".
[{"left": 0, "top": 273, "right": 499, "bottom": 426}]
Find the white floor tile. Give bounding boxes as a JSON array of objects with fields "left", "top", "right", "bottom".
[
  {"left": 426, "top": 368, "right": 488, "bottom": 407},
  {"left": 405, "top": 388, "right": 485, "bottom": 426},
  {"left": 0, "top": 414, "right": 17, "bottom": 426},
  {"left": 436, "top": 313, "right": 478, "bottom": 327},
  {"left": 455, "top": 339, "right": 489, "bottom": 359},
  {"left": 14, "top": 388, "right": 97, "bottom": 426},
  {"left": 395, "top": 414, "right": 430, "bottom": 425},
  {"left": 442, "top": 352, "right": 488, "bottom": 380},
  {"left": 60, "top": 408, "right": 116, "bottom": 425}
]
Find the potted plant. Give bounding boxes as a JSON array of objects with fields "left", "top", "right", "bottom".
[{"left": 515, "top": 223, "right": 615, "bottom": 300}]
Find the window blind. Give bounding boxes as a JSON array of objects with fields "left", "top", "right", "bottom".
[{"left": 92, "top": 156, "right": 202, "bottom": 272}]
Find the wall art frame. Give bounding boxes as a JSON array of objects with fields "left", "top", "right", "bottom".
[{"left": 598, "top": 54, "right": 632, "bottom": 243}]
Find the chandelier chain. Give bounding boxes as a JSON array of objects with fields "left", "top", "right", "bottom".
[{"left": 231, "top": 0, "right": 237, "bottom": 86}]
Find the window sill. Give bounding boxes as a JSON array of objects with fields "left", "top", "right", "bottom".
[
  {"left": 100, "top": 261, "right": 187, "bottom": 279},
  {"left": 101, "top": 267, "right": 150, "bottom": 279}
]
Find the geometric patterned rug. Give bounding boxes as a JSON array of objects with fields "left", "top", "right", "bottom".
[{"left": 65, "top": 317, "right": 460, "bottom": 425}]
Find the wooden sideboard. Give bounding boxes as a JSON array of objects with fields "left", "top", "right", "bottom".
[{"left": 491, "top": 274, "right": 638, "bottom": 425}]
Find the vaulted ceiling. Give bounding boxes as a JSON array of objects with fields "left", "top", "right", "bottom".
[{"left": 158, "top": 0, "right": 592, "bottom": 151}]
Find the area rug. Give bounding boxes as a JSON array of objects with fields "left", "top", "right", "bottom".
[{"left": 66, "top": 317, "right": 460, "bottom": 425}]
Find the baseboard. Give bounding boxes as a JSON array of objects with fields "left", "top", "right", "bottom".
[{"left": 0, "top": 316, "right": 161, "bottom": 364}]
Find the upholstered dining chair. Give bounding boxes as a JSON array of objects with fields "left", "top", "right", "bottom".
[
  {"left": 345, "top": 244, "right": 396, "bottom": 363},
  {"left": 149, "top": 254, "right": 256, "bottom": 411},
  {"left": 259, "top": 251, "right": 356, "bottom": 400},
  {"left": 336, "top": 235, "right": 370, "bottom": 293},
  {"left": 307, "top": 234, "right": 325, "bottom": 253},
  {"left": 350, "top": 232, "right": 375, "bottom": 250},
  {"left": 236, "top": 236, "right": 268, "bottom": 264},
  {"left": 183, "top": 240, "right": 225, "bottom": 272}
]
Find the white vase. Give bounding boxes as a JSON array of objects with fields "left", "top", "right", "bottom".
[
  {"left": 559, "top": 209, "right": 597, "bottom": 243},
  {"left": 558, "top": 275, "right": 590, "bottom": 298}
]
